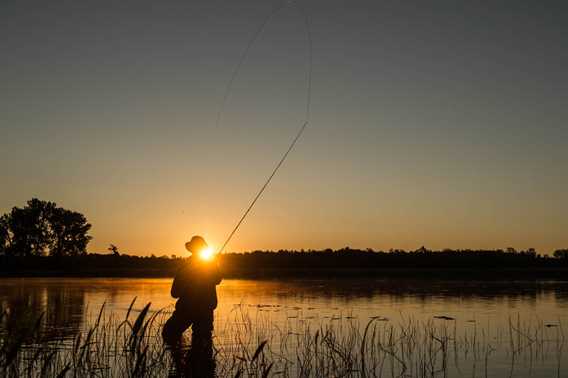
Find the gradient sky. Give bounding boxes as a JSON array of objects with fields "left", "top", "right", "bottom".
[{"left": 1, "top": 0, "right": 567, "bottom": 255}]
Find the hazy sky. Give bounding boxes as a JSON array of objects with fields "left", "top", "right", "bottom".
[{"left": 1, "top": 0, "right": 567, "bottom": 255}]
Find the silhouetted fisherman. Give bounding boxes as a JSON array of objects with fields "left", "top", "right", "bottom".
[{"left": 162, "top": 236, "right": 222, "bottom": 376}]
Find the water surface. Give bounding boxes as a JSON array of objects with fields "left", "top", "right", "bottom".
[{"left": 1, "top": 278, "right": 567, "bottom": 377}]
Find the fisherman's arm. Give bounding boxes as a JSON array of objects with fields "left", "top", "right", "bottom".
[
  {"left": 171, "top": 274, "right": 180, "bottom": 298},
  {"left": 171, "top": 267, "right": 187, "bottom": 298}
]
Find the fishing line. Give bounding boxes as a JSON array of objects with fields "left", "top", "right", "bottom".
[
  {"left": 215, "top": 1, "right": 287, "bottom": 129},
  {"left": 216, "top": 1, "right": 313, "bottom": 254}
]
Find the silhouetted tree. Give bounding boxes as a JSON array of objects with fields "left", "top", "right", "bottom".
[
  {"left": 0, "top": 215, "right": 9, "bottom": 255},
  {"left": 49, "top": 207, "right": 92, "bottom": 257},
  {"left": 4, "top": 199, "right": 56, "bottom": 256},
  {"left": 0, "top": 198, "right": 91, "bottom": 257},
  {"left": 554, "top": 249, "right": 568, "bottom": 259}
]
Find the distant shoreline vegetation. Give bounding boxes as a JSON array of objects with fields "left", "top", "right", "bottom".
[
  {"left": 1, "top": 198, "right": 568, "bottom": 279},
  {"left": 2, "top": 249, "right": 568, "bottom": 279}
]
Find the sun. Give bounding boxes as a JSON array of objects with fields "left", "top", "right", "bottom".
[{"left": 198, "top": 246, "right": 215, "bottom": 261}]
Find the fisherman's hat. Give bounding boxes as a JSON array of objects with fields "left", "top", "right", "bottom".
[{"left": 185, "top": 235, "right": 207, "bottom": 254}]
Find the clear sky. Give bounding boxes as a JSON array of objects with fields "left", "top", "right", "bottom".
[{"left": 1, "top": 0, "right": 567, "bottom": 256}]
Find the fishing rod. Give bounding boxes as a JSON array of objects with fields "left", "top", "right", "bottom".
[
  {"left": 216, "top": 1, "right": 313, "bottom": 255},
  {"left": 217, "top": 121, "right": 309, "bottom": 255}
]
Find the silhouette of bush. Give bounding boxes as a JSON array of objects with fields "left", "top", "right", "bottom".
[{"left": 554, "top": 249, "right": 568, "bottom": 259}]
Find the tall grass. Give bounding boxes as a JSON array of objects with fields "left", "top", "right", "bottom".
[{"left": 0, "top": 299, "right": 565, "bottom": 377}]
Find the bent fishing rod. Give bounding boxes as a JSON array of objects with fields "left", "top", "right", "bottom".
[
  {"left": 214, "top": 1, "right": 313, "bottom": 255},
  {"left": 216, "top": 121, "right": 309, "bottom": 255}
]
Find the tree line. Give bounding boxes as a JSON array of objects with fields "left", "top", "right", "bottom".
[
  {"left": 0, "top": 198, "right": 91, "bottom": 257},
  {"left": 2, "top": 247, "right": 568, "bottom": 278},
  {"left": 1, "top": 198, "right": 568, "bottom": 277}
]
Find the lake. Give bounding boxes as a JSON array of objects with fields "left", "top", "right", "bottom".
[{"left": 1, "top": 278, "right": 567, "bottom": 377}]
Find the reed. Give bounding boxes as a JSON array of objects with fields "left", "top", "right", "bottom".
[{"left": 0, "top": 299, "right": 564, "bottom": 377}]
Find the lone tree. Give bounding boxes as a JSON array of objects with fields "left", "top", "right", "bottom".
[
  {"left": 108, "top": 244, "right": 120, "bottom": 256},
  {"left": 0, "top": 198, "right": 92, "bottom": 257}
]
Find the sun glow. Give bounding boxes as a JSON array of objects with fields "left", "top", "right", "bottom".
[{"left": 198, "top": 246, "right": 215, "bottom": 261}]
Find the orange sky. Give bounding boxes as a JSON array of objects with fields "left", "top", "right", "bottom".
[{"left": 1, "top": 0, "right": 567, "bottom": 255}]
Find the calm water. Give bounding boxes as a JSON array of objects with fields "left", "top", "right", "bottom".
[{"left": 1, "top": 278, "right": 567, "bottom": 377}]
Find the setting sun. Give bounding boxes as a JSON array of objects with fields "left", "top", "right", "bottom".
[{"left": 198, "top": 246, "right": 215, "bottom": 261}]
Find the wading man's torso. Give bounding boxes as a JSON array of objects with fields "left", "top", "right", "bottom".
[{"left": 172, "top": 260, "right": 222, "bottom": 312}]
